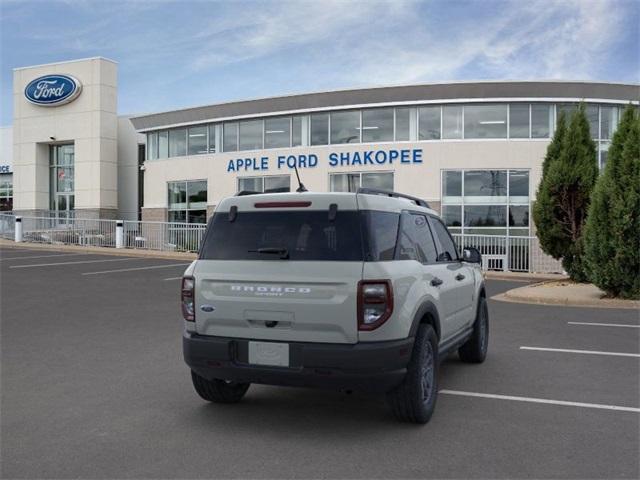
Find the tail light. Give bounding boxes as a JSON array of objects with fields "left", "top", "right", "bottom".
[
  {"left": 181, "top": 276, "right": 195, "bottom": 322},
  {"left": 358, "top": 280, "right": 393, "bottom": 331}
]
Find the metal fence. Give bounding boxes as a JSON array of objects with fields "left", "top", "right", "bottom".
[
  {"left": 0, "top": 213, "right": 15, "bottom": 240},
  {"left": 452, "top": 233, "right": 564, "bottom": 274},
  {"left": 20, "top": 216, "right": 118, "bottom": 248},
  {"left": 122, "top": 220, "right": 206, "bottom": 252}
]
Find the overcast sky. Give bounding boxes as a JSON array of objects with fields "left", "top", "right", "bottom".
[{"left": 1, "top": 0, "right": 638, "bottom": 125}]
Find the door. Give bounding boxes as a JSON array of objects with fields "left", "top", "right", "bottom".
[{"left": 428, "top": 217, "right": 475, "bottom": 334}]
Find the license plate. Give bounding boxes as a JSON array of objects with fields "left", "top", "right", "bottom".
[{"left": 248, "top": 341, "right": 289, "bottom": 367}]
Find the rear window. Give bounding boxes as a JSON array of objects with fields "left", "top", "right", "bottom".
[{"left": 200, "top": 211, "right": 364, "bottom": 261}]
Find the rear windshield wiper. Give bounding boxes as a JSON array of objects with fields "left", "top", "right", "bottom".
[{"left": 248, "top": 247, "right": 290, "bottom": 259}]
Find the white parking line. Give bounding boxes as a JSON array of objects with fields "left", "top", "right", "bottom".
[
  {"left": 568, "top": 322, "right": 640, "bottom": 329},
  {"left": 1, "top": 253, "right": 87, "bottom": 261},
  {"left": 164, "top": 277, "right": 182, "bottom": 281},
  {"left": 439, "top": 390, "right": 640, "bottom": 413},
  {"left": 83, "top": 263, "right": 190, "bottom": 276},
  {"left": 520, "top": 346, "right": 640, "bottom": 358},
  {"left": 10, "top": 258, "right": 135, "bottom": 269}
]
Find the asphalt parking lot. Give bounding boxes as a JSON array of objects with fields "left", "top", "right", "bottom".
[{"left": 1, "top": 245, "right": 638, "bottom": 479}]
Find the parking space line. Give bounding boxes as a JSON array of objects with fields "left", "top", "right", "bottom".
[
  {"left": 439, "top": 390, "right": 640, "bottom": 413},
  {"left": 520, "top": 346, "right": 640, "bottom": 358},
  {"left": 568, "top": 321, "right": 640, "bottom": 329},
  {"left": 10, "top": 258, "right": 135, "bottom": 269},
  {"left": 1, "top": 253, "right": 87, "bottom": 261},
  {"left": 164, "top": 277, "right": 182, "bottom": 281},
  {"left": 82, "top": 263, "right": 191, "bottom": 276}
]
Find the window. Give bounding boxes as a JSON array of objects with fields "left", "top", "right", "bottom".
[
  {"left": 397, "top": 213, "right": 438, "bottom": 263},
  {"left": 509, "top": 104, "right": 529, "bottom": 138},
  {"left": 430, "top": 218, "right": 459, "bottom": 262},
  {"left": 208, "top": 124, "right": 217, "bottom": 153},
  {"left": 330, "top": 172, "right": 393, "bottom": 192},
  {"left": 330, "top": 110, "right": 360, "bottom": 144},
  {"left": 200, "top": 211, "right": 364, "bottom": 261},
  {"left": 464, "top": 104, "right": 507, "bottom": 139},
  {"left": 531, "top": 104, "right": 552, "bottom": 138},
  {"left": 464, "top": 170, "right": 507, "bottom": 203},
  {"left": 292, "top": 116, "right": 303, "bottom": 146},
  {"left": 0, "top": 173, "right": 13, "bottom": 211},
  {"left": 442, "top": 105, "right": 463, "bottom": 139},
  {"left": 238, "top": 175, "right": 290, "bottom": 193},
  {"left": 600, "top": 106, "right": 619, "bottom": 140},
  {"left": 442, "top": 205, "right": 462, "bottom": 227},
  {"left": 239, "top": 120, "right": 263, "bottom": 150},
  {"left": 49, "top": 144, "right": 75, "bottom": 219},
  {"left": 168, "top": 180, "right": 207, "bottom": 223},
  {"left": 509, "top": 170, "right": 529, "bottom": 201},
  {"left": 464, "top": 205, "right": 507, "bottom": 227},
  {"left": 147, "top": 132, "right": 158, "bottom": 160},
  {"left": 362, "top": 108, "right": 393, "bottom": 143},
  {"left": 265, "top": 117, "right": 291, "bottom": 149},
  {"left": 586, "top": 104, "right": 599, "bottom": 139},
  {"left": 158, "top": 131, "right": 168, "bottom": 159},
  {"left": 223, "top": 122, "right": 238, "bottom": 152},
  {"left": 310, "top": 113, "right": 329, "bottom": 145},
  {"left": 442, "top": 170, "right": 462, "bottom": 201},
  {"left": 169, "top": 128, "right": 187, "bottom": 157},
  {"left": 187, "top": 126, "right": 207, "bottom": 155},
  {"left": 360, "top": 211, "right": 399, "bottom": 261},
  {"left": 509, "top": 205, "right": 529, "bottom": 227},
  {"left": 419, "top": 106, "right": 441, "bottom": 140},
  {"left": 395, "top": 107, "right": 411, "bottom": 141}
]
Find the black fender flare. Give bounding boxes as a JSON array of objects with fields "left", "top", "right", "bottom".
[{"left": 408, "top": 301, "right": 442, "bottom": 340}]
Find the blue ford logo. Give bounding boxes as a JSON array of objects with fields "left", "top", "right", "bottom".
[{"left": 24, "top": 74, "right": 82, "bottom": 106}]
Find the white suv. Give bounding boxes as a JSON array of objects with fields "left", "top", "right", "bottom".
[{"left": 182, "top": 188, "right": 488, "bottom": 423}]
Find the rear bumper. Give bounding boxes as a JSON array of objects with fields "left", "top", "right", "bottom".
[{"left": 183, "top": 331, "right": 414, "bottom": 393}]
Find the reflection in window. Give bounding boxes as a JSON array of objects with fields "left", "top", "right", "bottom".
[
  {"left": 509, "top": 104, "right": 529, "bottom": 138},
  {"left": 188, "top": 126, "right": 208, "bottom": 155},
  {"left": 509, "top": 170, "right": 529, "bottom": 200},
  {"left": 464, "top": 170, "right": 507, "bottom": 202},
  {"left": 330, "top": 111, "right": 360, "bottom": 144},
  {"left": 464, "top": 205, "right": 507, "bottom": 227},
  {"left": 158, "top": 131, "right": 168, "bottom": 159},
  {"left": 362, "top": 108, "right": 393, "bottom": 142},
  {"left": 239, "top": 120, "right": 263, "bottom": 150},
  {"left": 509, "top": 206, "right": 529, "bottom": 227},
  {"left": 531, "top": 104, "right": 552, "bottom": 138},
  {"left": 223, "top": 123, "right": 238, "bottom": 152},
  {"left": 442, "top": 205, "right": 462, "bottom": 227},
  {"left": 419, "top": 106, "right": 440, "bottom": 140},
  {"left": 310, "top": 113, "right": 329, "bottom": 145},
  {"left": 292, "top": 116, "right": 303, "bottom": 147},
  {"left": 586, "top": 104, "right": 599, "bottom": 139},
  {"left": 442, "top": 171, "right": 462, "bottom": 199},
  {"left": 147, "top": 132, "right": 158, "bottom": 160},
  {"left": 0, "top": 173, "right": 12, "bottom": 211},
  {"left": 464, "top": 104, "right": 507, "bottom": 139},
  {"left": 600, "top": 106, "right": 619, "bottom": 140},
  {"left": 168, "top": 180, "right": 207, "bottom": 223},
  {"left": 238, "top": 175, "right": 290, "bottom": 193},
  {"left": 329, "top": 172, "right": 393, "bottom": 192},
  {"left": 208, "top": 125, "right": 217, "bottom": 153},
  {"left": 362, "top": 171, "right": 393, "bottom": 190},
  {"left": 265, "top": 117, "right": 291, "bottom": 149},
  {"left": 395, "top": 107, "right": 411, "bottom": 141},
  {"left": 442, "top": 106, "right": 463, "bottom": 139},
  {"left": 169, "top": 128, "right": 187, "bottom": 157}
]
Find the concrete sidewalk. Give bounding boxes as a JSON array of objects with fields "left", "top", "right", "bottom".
[
  {"left": 0, "top": 238, "right": 197, "bottom": 261},
  {"left": 493, "top": 279, "right": 640, "bottom": 310}
]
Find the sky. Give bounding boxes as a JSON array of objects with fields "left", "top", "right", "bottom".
[{"left": 1, "top": 0, "right": 638, "bottom": 126}]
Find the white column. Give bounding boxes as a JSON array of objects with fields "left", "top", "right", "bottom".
[
  {"left": 116, "top": 220, "right": 124, "bottom": 248},
  {"left": 14, "top": 216, "right": 23, "bottom": 243}
]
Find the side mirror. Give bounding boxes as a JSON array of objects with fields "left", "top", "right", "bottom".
[{"left": 463, "top": 247, "right": 482, "bottom": 264}]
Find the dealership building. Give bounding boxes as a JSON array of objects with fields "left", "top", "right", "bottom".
[{"left": 5, "top": 57, "right": 639, "bottom": 242}]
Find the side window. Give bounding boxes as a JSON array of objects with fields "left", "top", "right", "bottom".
[
  {"left": 430, "top": 217, "right": 459, "bottom": 262},
  {"left": 396, "top": 213, "right": 438, "bottom": 263}
]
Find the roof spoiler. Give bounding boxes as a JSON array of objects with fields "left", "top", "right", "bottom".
[{"left": 356, "top": 188, "right": 430, "bottom": 209}]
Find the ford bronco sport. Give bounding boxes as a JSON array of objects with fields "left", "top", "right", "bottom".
[{"left": 182, "top": 188, "right": 488, "bottom": 423}]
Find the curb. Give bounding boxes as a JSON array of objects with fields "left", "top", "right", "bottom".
[{"left": 0, "top": 239, "right": 197, "bottom": 261}]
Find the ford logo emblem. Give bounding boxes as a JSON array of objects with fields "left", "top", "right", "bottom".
[
  {"left": 200, "top": 305, "right": 215, "bottom": 312},
  {"left": 24, "top": 74, "right": 82, "bottom": 106}
]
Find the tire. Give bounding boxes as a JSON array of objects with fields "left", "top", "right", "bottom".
[
  {"left": 386, "top": 324, "right": 439, "bottom": 424},
  {"left": 190, "top": 371, "right": 250, "bottom": 403},
  {"left": 458, "top": 296, "right": 489, "bottom": 363}
]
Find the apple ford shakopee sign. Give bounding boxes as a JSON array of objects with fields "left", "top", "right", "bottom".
[{"left": 24, "top": 74, "right": 82, "bottom": 106}]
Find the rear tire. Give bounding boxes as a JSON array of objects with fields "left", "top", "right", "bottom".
[
  {"left": 386, "top": 324, "right": 438, "bottom": 424},
  {"left": 458, "top": 296, "right": 489, "bottom": 363},
  {"left": 191, "top": 371, "right": 250, "bottom": 403}
]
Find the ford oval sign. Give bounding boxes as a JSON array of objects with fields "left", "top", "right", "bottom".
[{"left": 24, "top": 74, "right": 82, "bottom": 106}]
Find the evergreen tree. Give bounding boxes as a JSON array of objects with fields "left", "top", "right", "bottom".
[
  {"left": 584, "top": 106, "right": 640, "bottom": 298},
  {"left": 533, "top": 104, "right": 598, "bottom": 281}
]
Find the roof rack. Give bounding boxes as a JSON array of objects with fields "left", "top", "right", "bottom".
[
  {"left": 235, "top": 190, "right": 260, "bottom": 196},
  {"left": 356, "top": 188, "right": 431, "bottom": 209}
]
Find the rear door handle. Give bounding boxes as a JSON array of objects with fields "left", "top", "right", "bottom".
[
  {"left": 455, "top": 274, "right": 466, "bottom": 281},
  {"left": 431, "top": 277, "right": 443, "bottom": 287}
]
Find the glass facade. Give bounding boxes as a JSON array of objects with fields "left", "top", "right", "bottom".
[
  {"left": 238, "top": 175, "right": 290, "bottom": 193},
  {"left": 143, "top": 103, "right": 624, "bottom": 164},
  {"left": 49, "top": 144, "right": 75, "bottom": 219},
  {"left": 330, "top": 171, "right": 394, "bottom": 192},
  {"left": 441, "top": 169, "right": 530, "bottom": 236},
  {"left": 0, "top": 173, "right": 12, "bottom": 211},
  {"left": 167, "top": 180, "right": 207, "bottom": 223}
]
